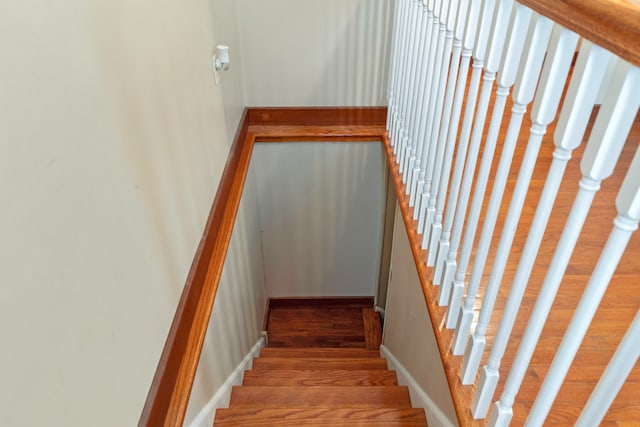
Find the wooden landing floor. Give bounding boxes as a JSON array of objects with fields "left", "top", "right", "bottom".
[{"left": 388, "top": 99, "right": 640, "bottom": 426}]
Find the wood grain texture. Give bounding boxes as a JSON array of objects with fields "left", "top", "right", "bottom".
[
  {"left": 251, "top": 125, "right": 386, "bottom": 142},
  {"left": 214, "top": 407, "right": 428, "bottom": 426},
  {"left": 248, "top": 107, "right": 388, "bottom": 126},
  {"left": 363, "top": 308, "right": 382, "bottom": 349},
  {"left": 267, "top": 306, "right": 367, "bottom": 348},
  {"left": 228, "top": 386, "right": 412, "bottom": 408},
  {"left": 218, "top": 292, "right": 425, "bottom": 426},
  {"left": 267, "top": 297, "right": 375, "bottom": 308},
  {"left": 252, "top": 357, "right": 390, "bottom": 371},
  {"left": 259, "top": 348, "right": 381, "bottom": 358},
  {"left": 242, "top": 369, "right": 398, "bottom": 386},
  {"left": 518, "top": 0, "right": 640, "bottom": 67}
]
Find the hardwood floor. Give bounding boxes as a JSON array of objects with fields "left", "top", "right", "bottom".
[
  {"left": 215, "top": 302, "right": 428, "bottom": 426},
  {"left": 386, "top": 96, "right": 640, "bottom": 425}
]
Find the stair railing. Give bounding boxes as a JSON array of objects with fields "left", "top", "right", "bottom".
[{"left": 386, "top": 0, "right": 640, "bottom": 425}]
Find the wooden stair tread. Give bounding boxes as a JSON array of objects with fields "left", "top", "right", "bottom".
[
  {"left": 267, "top": 334, "right": 366, "bottom": 348},
  {"left": 214, "top": 407, "right": 427, "bottom": 426},
  {"left": 252, "top": 357, "right": 388, "bottom": 370},
  {"left": 363, "top": 308, "right": 382, "bottom": 349},
  {"left": 229, "top": 385, "right": 412, "bottom": 408},
  {"left": 260, "top": 347, "right": 380, "bottom": 358},
  {"left": 243, "top": 369, "right": 398, "bottom": 386},
  {"left": 267, "top": 305, "right": 367, "bottom": 348}
]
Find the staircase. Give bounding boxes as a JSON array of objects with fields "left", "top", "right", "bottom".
[{"left": 214, "top": 302, "right": 428, "bottom": 426}]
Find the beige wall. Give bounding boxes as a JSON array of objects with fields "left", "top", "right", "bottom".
[
  {"left": 251, "top": 142, "right": 386, "bottom": 298},
  {"left": 235, "top": 0, "right": 393, "bottom": 106},
  {"left": 383, "top": 204, "right": 458, "bottom": 426},
  {"left": 0, "top": 0, "right": 263, "bottom": 426},
  {"left": 1, "top": 0, "right": 396, "bottom": 424}
]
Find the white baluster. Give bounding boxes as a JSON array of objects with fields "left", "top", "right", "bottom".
[
  {"left": 403, "top": 0, "right": 428, "bottom": 186},
  {"left": 576, "top": 309, "right": 640, "bottom": 427},
  {"left": 472, "top": 24, "right": 578, "bottom": 419},
  {"left": 427, "top": 0, "right": 472, "bottom": 269},
  {"left": 488, "top": 41, "right": 615, "bottom": 427},
  {"left": 391, "top": 0, "right": 411, "bottom": 152},
  {"left": 398, "top": 0, "right": 422, "bottom": 173},
  {"left": 405, "top": 1, "right": 432, "bottom": 193},
  {"left": 409, "top": 0, "right": 462, "bottom": 208},
  {"left": 392, "top": 0, "right": 417, "bottom": 159},
  {"left": 527, "top": 60, "right": 640, "bottom": 426},
  {"left": 418, "top": 0, "right": 460, "bottom": 243},
  {"left": 414, "top": 0, "right": 446, "bottom": 219},
  {"left": 415, "top": 0, "right": 454, "bottom": 234},
  {"left": 451, "top": 2, "right": 530, "bottom": 353},
  {"left": 438, "top": 0, "right": 498, "bottom": 309},
  {"left": 460, "top": 12, "right": 553, "bottom": 386},
  {"left": 446, "top": 0, "right": 514, "bottom": 330},
  {"left": 408, "top": 1, "right": 435, "bottom": 206},
  {"left": 387, "top": 0, "right": 406, "bottom": 135},
  {"left": 385, "top": 0, "right": 398, "bottom": 131},
  {"left": 432, "top": 0, "right": 483, "bottom": 296}
]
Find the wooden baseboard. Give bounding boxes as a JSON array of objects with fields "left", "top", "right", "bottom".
[{"left": 267, "top": 296, "right": 375, "bottom": 309}]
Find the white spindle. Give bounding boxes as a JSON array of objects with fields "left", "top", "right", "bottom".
[
  {"left": 438, "top": 0, "right": 498, "bottom": 310},
  {"left": 386, "top": 0, "right": 402, "bottom": 131},
  {"left": 414, "top": 0, "right": 447, "bottom": 221},
  {"left": 427, "top": 0, "right": 471, "bottom": 268},
  {"left": 576, "top": 310, "right": 640, "bottom": 426},
  {"left": 527, "top": 60, "right": 640, "bottom": 426},
  {"left": 484, "top": 40, "right": 624, "bottom": 425},
  {"left": 419, "top": 0, "right": 460, "bottom": 244},
  {"left": 408, "top": 1, "right": 437, "bottom": 206},
  {"left": 431, "top": 0, "right": 483, "bottom": 297},
  {"left": 391, "top": 0, "right": 411, "bottom": 152},
  {"left": 488, "top": 42, "right": 616, "bottom": 427},
  {"left": 403, "top": 0, "right": 429, "bottom": 186},
  {"left": 415, "top": 0, "right": 454, "bottom": 234},
  {"left": 460, "top": 13, "right": 553, "bottom": 385},
  {"left": 397, "top": 0, "right": 422, "bottom": 173},
  {"left": 451, "top": 3, "right": 530, "bottom": 354},
  {"left": 445, "top": 0, "right": 513, "bottom": 330},
  {"left": 392, "top": 0, "right": 417, "bottom": 159},
  {"left": 472, "top": 24, "right": 578, "bottom": 419}
]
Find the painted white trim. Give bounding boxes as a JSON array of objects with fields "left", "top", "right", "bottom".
[
  {"left": 380, "top": 345, "right": 457, "bottom": 427},
  {"left": 188, "top": 337, "right": 265, "bottom": 427}
]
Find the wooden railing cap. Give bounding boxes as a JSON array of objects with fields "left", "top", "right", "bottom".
[{"left": 518, "top": 0, "right": 640, "bottom": 67}]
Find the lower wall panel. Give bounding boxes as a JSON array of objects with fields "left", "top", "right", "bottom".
[{"left": 382, "top": 203, "right": 458, "bottom": 426}]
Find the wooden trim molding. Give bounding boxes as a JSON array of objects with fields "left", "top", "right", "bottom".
[
  {"left": 518, "top": 0, "right": 640, "bottom": 67},
  {"left": 139, "top": 107, "right": 387, "bottom": 427},
  {"left": 139, "top": 109, "right": 253, "bottom": 426}
]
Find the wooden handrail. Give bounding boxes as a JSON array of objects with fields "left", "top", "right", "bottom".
[
  {"left": 138, "top": 109, "right": 253, "bottom": 426},
  {"left": 518, "top": 0, "right": 640, "bottom": 67},
  {"left": 139, "top": 107, "right": 387, "bottom": 427}
]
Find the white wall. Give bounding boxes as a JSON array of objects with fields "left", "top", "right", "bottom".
[
  {"left": 382, "top": 205, "right": 458, "bottom": 426},
  {"left": 0, "top": 0, "right": 263, "bottom": 426},
  {"left": 235, "top": 0, "right": 393, "bottom": 106},
  {"left": 252, "top": 142, "right": 387, "bottom": 297}
]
